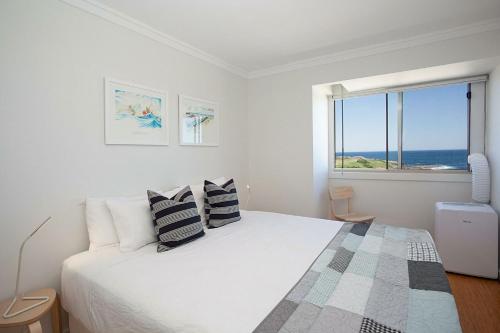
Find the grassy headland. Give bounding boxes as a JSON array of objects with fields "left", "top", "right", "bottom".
[{"left": 336, "top": 156, "right": 398, "bottom": 169}]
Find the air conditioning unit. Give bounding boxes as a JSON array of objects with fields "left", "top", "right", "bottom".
[{"left": 435, "top": 202, "right": 498, "bottom": 279}]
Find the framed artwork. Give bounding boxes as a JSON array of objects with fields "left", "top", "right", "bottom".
[
  {"left": 105, "top": 78, "right": 168, "bottom": 145},
  {"left": 179, "top": 95, "right": 219, "bottom": 146}
]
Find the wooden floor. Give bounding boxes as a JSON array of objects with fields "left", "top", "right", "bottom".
[{"left": 447, "top": 273, "right": 500, "bottom": 333}]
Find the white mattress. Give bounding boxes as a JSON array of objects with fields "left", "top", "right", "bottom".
[{"left": 62, "top": 210, "right": 343, "bottom": 333}]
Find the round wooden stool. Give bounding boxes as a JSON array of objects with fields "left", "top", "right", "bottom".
[{"left": 0, "top": 288, "right": 61, "bottom": 333}]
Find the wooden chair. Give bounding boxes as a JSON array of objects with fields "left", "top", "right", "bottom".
[{"left": 329, "top": 186, "right": 375, "bottom": 223}]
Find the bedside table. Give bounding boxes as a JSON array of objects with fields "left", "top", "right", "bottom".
[{"left": 0, "top": 288, "right": 61, "bottom": 333}]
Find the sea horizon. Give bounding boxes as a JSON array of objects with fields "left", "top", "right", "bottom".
[
  {"left": 336, "top": 148, "right": 467, "bottom": 153},
  {"left": 336, "top": 149, "right": 468, "bottom": 169}
]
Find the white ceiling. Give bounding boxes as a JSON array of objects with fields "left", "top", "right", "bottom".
[{"left": 92, "top": 0, "right": 500, "bottom": 73}]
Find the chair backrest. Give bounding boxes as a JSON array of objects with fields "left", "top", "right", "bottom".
[
  {"left": 329, "top": 186, "right": 353, "bottom": 218},
  {"left": 329, "top": 186, "right": 353, "bottom": 201}
]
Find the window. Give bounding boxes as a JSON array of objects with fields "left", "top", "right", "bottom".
[
  {"left": 331, "top": 80, "right": 484, "bottom": 172},
  {"left": 334, "top": 94, "right": 387, "bottom": 169},
  {"left": 402, "top": 84, "right": 468, "bottom": 170}
]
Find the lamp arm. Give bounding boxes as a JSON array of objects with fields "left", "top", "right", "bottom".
[
  {"left": 13, "top": 217, "right": 52, "bottom": 297},
  {"left": 14, "top": 238, "right": 29, "bottom": 298}
]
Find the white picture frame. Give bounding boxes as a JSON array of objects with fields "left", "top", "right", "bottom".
[
  {"left": 179, "top": 94, "right": 219, "bottom": 146},
  {"left": 105, "top": 78, "right": 168, "bottom": 145}
]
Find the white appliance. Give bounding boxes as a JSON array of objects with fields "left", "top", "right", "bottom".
[
  {"left": 435, "top": 202, "right": 498, "bottom": 279},
  {"left": 468, "top": 153, "right": 491, "bottom": 203}
]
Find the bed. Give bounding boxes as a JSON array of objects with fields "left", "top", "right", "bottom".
[{"left": 62, "top": 210, "right": 461, "bottom": 333}]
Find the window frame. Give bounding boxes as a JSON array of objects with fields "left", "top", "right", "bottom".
[{"left": 329, "top": 76, "right": 487, "bottom": 180}]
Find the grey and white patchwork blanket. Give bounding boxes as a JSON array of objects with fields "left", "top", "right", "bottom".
[{"left": 253, "top": 223, "right": 461, "bottom": 333}]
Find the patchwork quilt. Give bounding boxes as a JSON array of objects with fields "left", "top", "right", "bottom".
[{"left": 253, "top": 223, "right": 461, "bottom": 333}]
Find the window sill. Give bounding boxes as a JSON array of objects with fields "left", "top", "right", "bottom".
[{"left": 329, "top": 170, "right": 472, "bottom": 183}]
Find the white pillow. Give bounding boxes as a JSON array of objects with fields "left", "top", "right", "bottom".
[
  {"left": 163, "top": 187, "right": 185, "bottom": 199},
  {"left": 190, "top": 177, "right": 227, "bottom": 225},
  {"left": 107, "top": 198, "right": 156, "bottom": 252},
  {"left": 85, "top": 188, "right": 180, "bottom": 252},
  {"left": 85, "top": 197, "right": 120, "bottom": 251},
  {"left": 105, "top": 187, "right": 182, "bottom": 252}
]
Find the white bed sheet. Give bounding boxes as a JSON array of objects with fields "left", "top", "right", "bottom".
[{"left": 62, "top": 210, "right": 343, "bottom": 333}]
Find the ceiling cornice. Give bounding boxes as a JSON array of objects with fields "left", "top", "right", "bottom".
[
  {"left": 60, "top": 0, "right": 500, "bottom": 80},
  {"left": 248, "top": 18, "right": 500, "bottom": 79},
  {"left": 60, "top": 0, "right": 249, "bottom": 78}
]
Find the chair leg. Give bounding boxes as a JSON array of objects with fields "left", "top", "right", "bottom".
[{"left": 28, "top": 321, "right": 42, "bottom": 333}]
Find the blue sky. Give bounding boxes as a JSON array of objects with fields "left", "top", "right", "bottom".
[{"left": 335, "top": 83, "right": 468, "bottom": 152}]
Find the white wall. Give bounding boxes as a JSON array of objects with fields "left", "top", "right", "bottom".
[
  {"left": 311, "top": 86, "right": 331, "bottom": 219},
  {"left": 486, "top": 65, "right": 500, "bottom": 213},
  {"left": 485, "top": 65, "right": 500, "bottom": 265},
  {"left": 330, "top": 178, "right": 471, "bottom": 233},
  {"left": 248, "top": 28, "right": 500, "bottom": 226},
  {"left": 0, "top": 0, "right": 248, "bottom": 313}
]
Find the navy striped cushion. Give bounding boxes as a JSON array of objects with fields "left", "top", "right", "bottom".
[
  {"left": 147, "top": 187, "right": 205, "bottom": 252},
  {"left": 204, "top": 179, "right": 241, "bottom": 228}
]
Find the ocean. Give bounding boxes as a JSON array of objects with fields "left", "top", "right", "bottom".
[{"left": 336, "top": 149, "right": 468, "bottom": 170}]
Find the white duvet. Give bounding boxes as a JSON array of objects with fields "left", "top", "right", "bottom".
[{"left": 62, "top": 210, "right": 343, "bottom": 333}]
